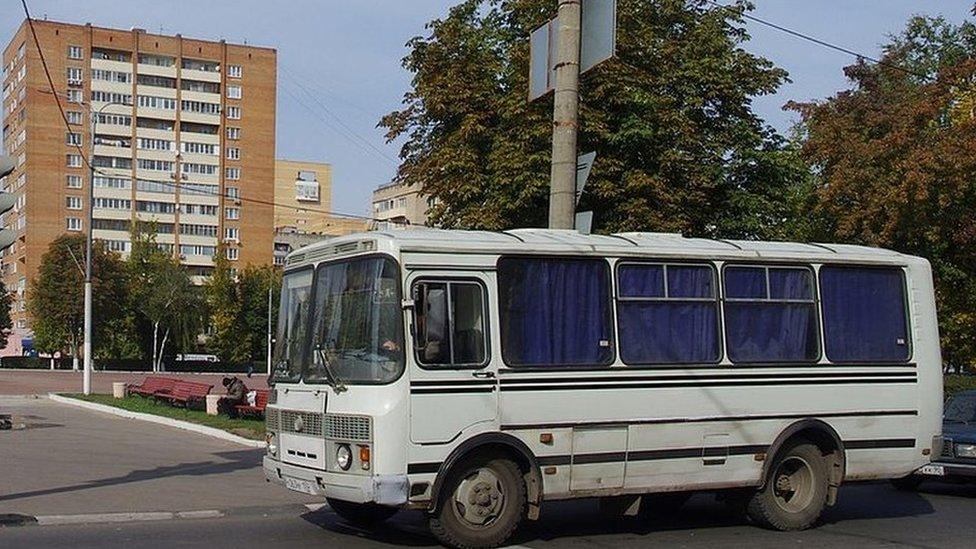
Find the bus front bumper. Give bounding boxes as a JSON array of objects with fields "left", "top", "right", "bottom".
[{"left": 263, "top": 456, "right": 409, "bottom": 505}]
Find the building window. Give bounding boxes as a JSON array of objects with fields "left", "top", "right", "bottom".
[
  {"left": 137, "top": 138, "right": 173, "bottom": 151},
  {"left": 66, "top": 132, "right": 82, "bottom": 146},
  {"left": 67, "top": 111, "right": 83, "bottom": 125},
  {"left": 225, "top": 186, "right": 240, "bottom": 199},
  {"left": 66, "top": 154, "right": 82, "bottom": 168},
  {"left": 137, "top": 95, "right": 177, "bottom": 110},
  {"left": 68, "top": 45, "right": 84, "bottom": 60},
  {"left": 67, "top": 89, "right": 83, "bottom": 103},
  {"left": 67, "top": 175, "right": 82, "bottom": 189},
  {"left": 820, "top": 266, "right": 910, "bottom": 362},
  {"left": 67, "top": 217, "right": 82, "bottom": 231},
  {"left": 226, "top": 248, "right": 240, "bottom": 261},
  {"left": 137, "top": 159, "right": 174, "bottom": 172},
  {"left": 226, "top": 127, "right": 241, "bottom": 140},
  {"left": 226, "top": 106, "right": 241, "bottom": 119},
  {"left": 225, "top": 207, "right": 240, "bottom": 220},
  {"left": 298, "top": 170, "right": 316, "bottom": 182},
  {"left": 138, "top": 53, "right": 175, "bottom": 67},
  {"left": 66, "top": 196, "right": 83, "bottom": 210},
  {"left": 224, "top": 227, "right": 239, "bottom": 241},
  {"left": 182, "top": 162, "right": 218, "bottom": 176},
  {"left": 227, "top": 64, "right": 242, "bottom": 78},
  {"left": 182, "top": 142, "right": 218, "bottom": 155},
  {"left": 226, "top": 147, "right": 240, "bottom": 160},
  {"left": 95, "top": 198, "right": 133, "bottom": 210},
  {"left": 91, "top": 91, "right": 132, "bottom": 105},
  {"left": 93, "top": 69, "right": 132, "bottom": 83},
  {"left": 226, "top": 85, "right": 242, "bottom": 99},
  {"left": 225, "top": 167, "right": 240, "bottom": 180},
  {"left": 17, "top": 319, "right": 26, "bottom": 329},
  {"left": 498, "top": 257, "right": 614, "bottom": 367},
  {"left": 67, "top": 67, "right": 83, "bottom": 84},
  {"left": 723, "top": 266, "right": 819, "bottom": 363}
]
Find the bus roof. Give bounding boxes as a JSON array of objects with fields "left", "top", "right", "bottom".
[{"left": 285, "top": 228, "right": 919, "bottom": 267}]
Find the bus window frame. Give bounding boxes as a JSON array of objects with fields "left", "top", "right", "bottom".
[
  {"left": 614, "top": 259, "right": 724, "bottom": 367},
  {"left": 496, "top": 254, "right": 617, "bottom": 370},
  {"left": 302, "top": 252, "right": 407, "bottom": 386},
  {"left": 720, "top": 262, "right": 824, "bottom": 365},
  {"left": 411, "top": 276, "right": 491, "bottom": 370},
  {"left": 817, "top": 263, "right": 913, "bottom": 364}
]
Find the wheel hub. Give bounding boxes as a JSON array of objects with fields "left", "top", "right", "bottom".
[
  {"left": 453, "top": 468, "right": 505, "bottom": 527},
  {"left": 772, "top": 456, "right": 814, "bottom": 513}
]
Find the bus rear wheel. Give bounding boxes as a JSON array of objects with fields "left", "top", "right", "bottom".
[
  {"left": 747, "top": 441, "right": 828, "bottom": 531},
  {"left": 429, "top": 456, "right": 526, "bottom": 549},
  {"left": 326, "top": 498, "right": 398, "bottom": 527}
]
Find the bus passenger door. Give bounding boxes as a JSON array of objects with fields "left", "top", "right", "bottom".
[{"left": 408, "top": 274, "right": 497, "bottom": 444}]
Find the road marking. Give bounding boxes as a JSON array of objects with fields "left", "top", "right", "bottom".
[{"left": 33, "top": 510, "right": 224, "bottom": 526}]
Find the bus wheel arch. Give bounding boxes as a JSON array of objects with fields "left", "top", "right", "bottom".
[
  {"left": 429, "top": 432, "right": 543, "bottom": 521},
  {"left": 764, "top": 419, "right": 845, "bottom": 507}
]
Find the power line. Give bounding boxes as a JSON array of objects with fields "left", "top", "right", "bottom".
[{"left": 704, "top": 0, "right": 932, "bottom": 82}]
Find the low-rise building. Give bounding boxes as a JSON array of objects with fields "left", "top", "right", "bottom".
[{"left": 371, "top": 181, "right": 433, "bottom": 229}]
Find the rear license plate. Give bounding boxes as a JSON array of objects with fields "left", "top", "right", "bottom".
[
  {"left": 919, "top": 464, "right": 945, "bottom": 476},
  {"left": 285, "top": 477, "right": 317, "bottom": 495}
]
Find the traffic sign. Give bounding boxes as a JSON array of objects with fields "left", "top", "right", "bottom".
[
  {"left": 529, "top": 0, "right": 617, "bottom": 101},
  {"left": 576, "top": 151, "right": 596, "bottom": 205}
]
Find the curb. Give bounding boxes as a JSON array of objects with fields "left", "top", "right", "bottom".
[{"left": 47, "top": 393, "right": 264, "bottom": 448}]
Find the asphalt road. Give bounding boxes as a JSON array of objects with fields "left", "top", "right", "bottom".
[
  {"left": 3, "top": 482, "right": 976, "bottom": 548},
  {"left": 2, "top": 394, "right": 976, "bottom": 548}
]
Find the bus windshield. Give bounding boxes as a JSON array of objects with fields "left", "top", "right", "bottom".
[{"left": 272, "top": 268, "right": 314, "bottom": 384}]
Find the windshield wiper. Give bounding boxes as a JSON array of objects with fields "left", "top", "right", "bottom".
[{"left": 314, "top": 346, "right": 347, "bottom": 393}]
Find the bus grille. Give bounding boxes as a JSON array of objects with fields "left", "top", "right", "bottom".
[
  {"left": 265, "top": 408, "right": 280, "bottom": 432},
  {"left": 324, "top": 414, "right": 371, "bottom": 442},
  {"left": 277, "top": 410, "right": 324, "bottom": 437},
  {"left": 942, "top": 438, "right": 955, "bottom": 459}
]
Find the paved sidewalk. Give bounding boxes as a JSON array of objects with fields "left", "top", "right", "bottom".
[
  {"left": 0, "top": 370, "right": 268, "bottom": 395},
  {"left": 0, "top": 396, "right": 315, "bottom": 516}
]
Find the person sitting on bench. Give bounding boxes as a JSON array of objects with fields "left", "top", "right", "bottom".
[{"left": 217, "top": 376, "right": 247, "bottom": 418}]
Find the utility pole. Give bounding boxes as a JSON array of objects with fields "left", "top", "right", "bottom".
[
  {"left": 266, "top": 282, "right": 273, "bottom": 376},
  {"left": 83, "top": 109, "right": 96, "bottom": 395},
  {"left": 548, "top": 0, "right": 582, "bottom": 230}
]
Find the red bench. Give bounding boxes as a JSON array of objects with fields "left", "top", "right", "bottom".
[
  {"left": 126, "top": 376, "right": 177, "bottom": 398},
  {"left": 234, "top": 389, "right": 269, "bottom": 417},
  {"left": 154, "top": 380, "right": 213, "bottom": 408}
]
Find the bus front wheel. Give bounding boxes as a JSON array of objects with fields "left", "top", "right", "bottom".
[
  {"left": 326, "top": 498, "right": 398, "bottom": 527},
  {"left": 746, "top": 441, "right": 829, "bottom": 531},
  {"left": 429, "top": 456, "right": 526, "bottom": 549}
]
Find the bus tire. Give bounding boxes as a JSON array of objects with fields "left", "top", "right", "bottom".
[
  {"left": 429, "top": 456, "right": 526, "bottom": 549},
  {"left": 746, "top": 441, "right": 828, "bottom": 531},
  {"left": 326, "top": 498, "right": 398, "bottom": 527}
]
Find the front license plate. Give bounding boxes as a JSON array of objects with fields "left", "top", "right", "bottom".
[
  {"left": 285, "top": 477, "right": 317, "bottom": 495},
  {"left": 919, "top": 464, "right": 945, "bottom": 476}
]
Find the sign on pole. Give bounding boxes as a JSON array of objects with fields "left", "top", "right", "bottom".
[
  {"left": 575, "top": 211, "right": 594, "bottom": 234},
  {"left": 528, "top": 0, "right": 617, "bottom": 101},
  {"left": 575, "top": 151, "right": 596, "bottom": 205}
]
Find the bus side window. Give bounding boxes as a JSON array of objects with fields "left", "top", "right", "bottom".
[{"left": 413, "top": 280, "right": 487, "bottom": 367}]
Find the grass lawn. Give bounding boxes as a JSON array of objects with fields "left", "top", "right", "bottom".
[{"left": 66, "top": 393, "right": 266, "bottom": 440}]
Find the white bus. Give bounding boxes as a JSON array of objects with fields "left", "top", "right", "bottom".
[{"left": 263, "top": 229, "right": 942, "bottom": 548}]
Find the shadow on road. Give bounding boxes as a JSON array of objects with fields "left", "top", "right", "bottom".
[
  {"left": 0, "top": 449, "right": 261, "bottom": 503},
  {"left": 302, "top": 484, "right": 940, "bottom": 547}
]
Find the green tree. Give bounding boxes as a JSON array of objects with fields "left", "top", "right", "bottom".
[
  {"left": 381, "top": 0, "right": 803, "bottom": 237},
  {"left": 204, "top": 253, "right": 281, "bottom": 366},
  {"left": 205, "top": 250, "right": 247, "bottom": 363},
  {"left": 27, "top": 234, "right": 128, "bottom": 365},
  {"left": 790, "top": 16, "right": 976, "bottom": 370},
  {"left": 128, "top": 225, "right": 203, "bottom": 371},
  {"left": 0, "top": 290, "right": 13, "bottom": 351}
]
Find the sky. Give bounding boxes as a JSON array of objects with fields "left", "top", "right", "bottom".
[{"left": 3, "top": 1, "right": 974, "bottom": 217}]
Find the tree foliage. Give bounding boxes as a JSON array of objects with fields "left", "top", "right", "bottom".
[
  {"left": 790, "top": 16, "right": 976, "bottom": 369},
  {"left": 26, "top": 234, "right": 128, "bottom": 359},
  {"left": 381, "top": 0, "right": 805, "bottom": 237},
  {"left": 205, "top": 252, "right": 280, "bottom": 365},
  {"left": 0, "top": 290, "right": 12, "bottom": 350}
]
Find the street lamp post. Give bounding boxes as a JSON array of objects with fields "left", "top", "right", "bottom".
[{"left": 82, "top": 101, "right": 128, "bottom": 395}]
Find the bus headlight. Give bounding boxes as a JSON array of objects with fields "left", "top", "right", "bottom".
[
  {"left": 336, "top": 444, "right": 352, "bottom": 470},
  {"left": 266, "top": 432, "right": 278, "bottom": 457},
  {"left": 956, "top": 443, "right": 976, "bottom": 458}
]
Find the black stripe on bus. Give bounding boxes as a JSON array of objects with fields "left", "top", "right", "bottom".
[
  {"left": 411, "top": 379, "right": 498, "bottom": 387},
  {"left": 407, "top": 439, "right": 915, "bottom": 475},
  {"left": 411, "top": 387, "right": 497, "bottom": 395},
  {"left": 499, "top": 409, "right": 919, "bottom": 431},
  {"left": 499, "top": 377, "right": 916, "bottom": 392},
  {"left": 498, "top": 371, "right": 917, "bottom": 385}
]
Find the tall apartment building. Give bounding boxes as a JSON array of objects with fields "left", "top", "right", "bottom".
[
  {"left": 272, "top": 158, "right": 366, "bottom": 266},
  {"left": 1, "top": 20, "right": 276, "bottom": 356},
  {"left": 371, "top": 181, "right": 434, "bottom": 229}
]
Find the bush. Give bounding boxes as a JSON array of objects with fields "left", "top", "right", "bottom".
[
  {"left": 945, "top": 374, "right": 976, "bottom": 398},
  {"left": 0, "top": 356, "right": 73, "bottom": 369}
]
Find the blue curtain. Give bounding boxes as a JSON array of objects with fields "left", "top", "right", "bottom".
[
  {"left": 725, "top": 267, "right": 766, "bottom": 298},
  {"left": 668, "top": 265, "right": 714, "bottom": 298},
  {"left": 618, "top": 264, "right": 664, "bottom": 297},
  {"left": 499, "top": 258, "right": 612, "bottom": 366},
  {"left": 619, "top": 303, "right": 719, "bottom": 363},
  {"left": 770, "top": 269, "right": 813, "bottom": 299},
  {"left": 725, "top": 303, "right": 818, "bottom": 362},
  {"left": 820, "top": 267, "right": 909, "bottom": 362}
]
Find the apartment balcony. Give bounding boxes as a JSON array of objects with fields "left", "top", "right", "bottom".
[
  {"left": 136, "top": 63, "right": 177, "bottom": 79},
  {"left": 135, "top": 85, "right": 177, "bottom": 100},
  {"left": 181, "top": 68, "right": 221, "bottom": 83},
  {"left": 91, "top": 79, "right": 134, "bottom": 95},
  {"left": 92, "top": 208, "right": 132, "bottom": 221},
  {"left": 90, "top": 58, "right": 132, "bottom": 74},
  {"left": 179, "top": 110, "right": 221, "bottom": 126}
]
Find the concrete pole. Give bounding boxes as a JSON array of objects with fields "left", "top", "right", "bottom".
[
  {"left": 267, "top": 282, "right": 273, "bottom": 376},
  {"left": 83, "top": 109, "right": 96, "bottom": 396},
  {"left": 548, "top": 0, "right": 582, "bottom": 230}
]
